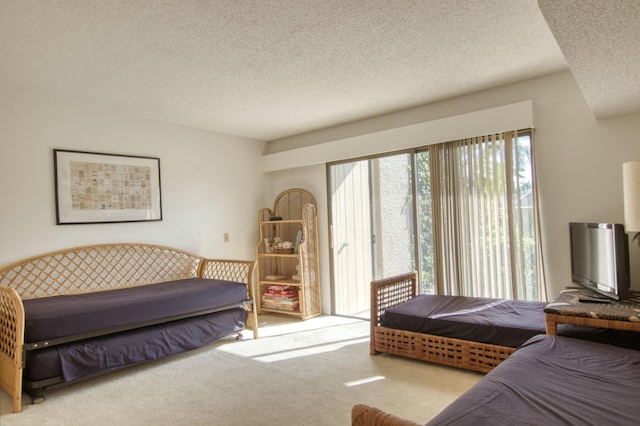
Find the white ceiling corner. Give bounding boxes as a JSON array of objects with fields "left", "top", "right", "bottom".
[{"left": 538, "top": 0, "right": 640, "bottom": 119}]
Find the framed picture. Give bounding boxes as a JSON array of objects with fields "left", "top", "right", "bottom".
[{"left": 54, "top": 149, "right": 162, "bottom": 224}]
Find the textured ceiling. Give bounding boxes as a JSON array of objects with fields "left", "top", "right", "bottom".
[
  {"left": 0, "top": 1, "right": 636, "bottom": 141},
  {"left": 538, "top": 0, "right": 640, "bottom": 119}
]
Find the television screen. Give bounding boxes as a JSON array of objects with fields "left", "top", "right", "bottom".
[{"left": 569, "top": 222, "right": 630, "bottom": 300}]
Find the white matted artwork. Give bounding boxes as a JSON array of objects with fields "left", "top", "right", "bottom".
[{"left": 54, "top": 149, "right": 162, "bottom": 224}]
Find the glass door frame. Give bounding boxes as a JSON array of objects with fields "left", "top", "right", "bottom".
[{"left": 327, "top": 149, "right": 422, "bottom": 317}]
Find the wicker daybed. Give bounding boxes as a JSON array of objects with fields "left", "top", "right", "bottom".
[
  {"left": 370, "top": 272, "right": 513, "bottom": 373},
  {"left": 0, "top": 243, "right": 258, "bottom": 413},
  {"left": 371, "top": 272, "right": 639, "bottom": 374}
]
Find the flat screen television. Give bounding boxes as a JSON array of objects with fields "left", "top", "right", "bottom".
[{"left": 569, "top": 222, "right": 630, "bottom": 300}]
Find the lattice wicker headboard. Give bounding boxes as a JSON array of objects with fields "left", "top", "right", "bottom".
[
  {"left": 200, "top": 258, "right": 256, "bottom": 300},
  {"left": 370, "top": 271, "right": 417, "bottom": 356},
  {"left": 0, "top": 243, "right": 204, "bottom": 300}
]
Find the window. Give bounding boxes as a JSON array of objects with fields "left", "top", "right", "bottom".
[
  {"left": 329, "top": 129, "right": 544, "bottom": 314},
  {"left": 418, "top": 130, "right": 544, "bottom": 300}
]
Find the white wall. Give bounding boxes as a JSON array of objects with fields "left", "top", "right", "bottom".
[
  {"left": 266, "top": 71, "right": 640, "bottom": 307},
  {"left": 0, "top": 92, "right": 265, "bottom": 264}
]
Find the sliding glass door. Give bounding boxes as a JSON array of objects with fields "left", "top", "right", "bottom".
[
  {"left": 328, "top": 153, "right": 415, "bottom": 318},
  {"left": 329, "top": 129, "right": 541, "bottom": 318}
]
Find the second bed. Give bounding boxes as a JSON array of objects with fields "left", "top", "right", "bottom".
[{"left": 371, "top": 272, "right": 637, "bottom": 373}]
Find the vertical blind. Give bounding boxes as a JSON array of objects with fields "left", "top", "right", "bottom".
[{"left": 429, "top": 130, "right": 545, "bottom": 301}]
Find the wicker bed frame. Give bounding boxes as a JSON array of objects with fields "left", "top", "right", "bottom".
[
  {"left": 0, "top": 243, "right": 258, "bottom": 413},
  {"left": 370, "top": 272, "right": 514, "bottom": 373}
]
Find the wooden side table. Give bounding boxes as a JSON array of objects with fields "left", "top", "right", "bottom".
[{"left": 544, "top": 289, "right": 640, "bottom": 335}]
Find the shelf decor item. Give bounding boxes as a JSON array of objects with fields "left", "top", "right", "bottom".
[
  {"left": 54, "top": 149, "right": 162, "bottom": 224},
  {"left": 272, "top": 247, "right": 294, "bottom": 254},
  {"left": 255, "top": 188, "right": 320, "bottom": 319}
]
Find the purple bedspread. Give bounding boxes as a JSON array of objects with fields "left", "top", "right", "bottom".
[
  {"left": 426, "top": 334, "right": 640, "bottom": 425},
  {"left": 23, "top": 278, "right": 248, "bottom": 344},
  {"left": 24, "top": 307, "right": 247, "bottom": 383},
  {"left": 381, "top": 294, "right": 547, "bottom": 347},
  {"left": 381, "top": 294, "right": 640, "bottom": 349}
]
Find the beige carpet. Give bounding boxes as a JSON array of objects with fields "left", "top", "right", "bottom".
[{"left": 0, "top": 315, "right": 482, "bottom": 425}]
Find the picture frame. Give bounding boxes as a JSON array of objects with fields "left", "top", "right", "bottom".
[{"left": 54, "top": 149, "right": 162, "bottom": 224}]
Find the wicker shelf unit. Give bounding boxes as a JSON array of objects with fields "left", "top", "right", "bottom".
[{"left": 255, "top": 188, "right": 321, "bottom": 320}]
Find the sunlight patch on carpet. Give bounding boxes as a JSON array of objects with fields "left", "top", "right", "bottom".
[
  {"left": 251, "top": 336, "right": 369, "bottom": 363},
  {"left": 344, "top": 375, "right": 386, "bottom": 387}
]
